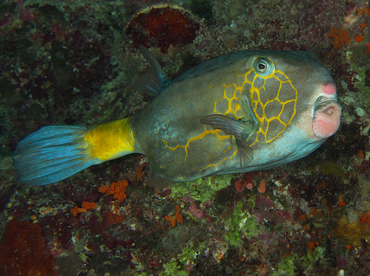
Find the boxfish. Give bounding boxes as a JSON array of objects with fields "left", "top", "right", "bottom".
[{"left": 13, "top": 48, "right": 341, "bottom": 186}]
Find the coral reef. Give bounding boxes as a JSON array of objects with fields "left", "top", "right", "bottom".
[
  {"left": 125, "top": 4, "right": 200, "bottom": 53},
  {"left": 1, "top": 0, "right": 370, "bottom": 275}
]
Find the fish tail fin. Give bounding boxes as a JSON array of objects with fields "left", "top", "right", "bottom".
[{"left": 13, "top": 118, "right": 136, "bottom": 186}]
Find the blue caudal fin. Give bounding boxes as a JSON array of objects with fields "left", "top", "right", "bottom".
[{"left": 13, "top": 126, "right": 100, "bottom": 186}]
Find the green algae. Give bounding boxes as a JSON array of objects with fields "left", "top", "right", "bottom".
[
  {"left": 247, "top": 194, "right": 256, "bottom": 209},
  {"left": 224, "top": 201, "right": 262, "bottom": 247},
  {"left": 303, "top": 246, "right": 326, "bottom": 267},
  {"left": 178, "top": 241, "right": 204, "bottom": 264},
  {"left": 171, "top": 174, "right": 233, "bottom": 202},
  {"left": 351, "top": 62, "right": 370, "bottom": 112},
  {"left": 272, "top": 255, "right": 296, "bottom": 276},
  {"left": 160, "top": 260, "right": 187, "bottom": 276},
  {"left": 160, "top": 241, "right": 204, "bottom": 276},
  {"left": 271, "top": 246, "right": 326, "bottom": 275}
]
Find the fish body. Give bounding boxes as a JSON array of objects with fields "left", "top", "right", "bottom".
[
  {"left": 13, "top": 50, "right": 341, "bottom": 185},
  {"left": 132, "top": 51, "right": 341, "bottom": 181}
]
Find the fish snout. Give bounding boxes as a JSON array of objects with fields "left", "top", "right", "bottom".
[{"left": 312, "top": 84, "right": 342, "bottom": 139}]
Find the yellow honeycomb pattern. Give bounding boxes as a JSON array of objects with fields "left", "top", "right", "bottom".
[
  {"left": 162, "top": 66, "right": 298, "bottom": 164},
  {"left": 242, "top": 69, "right": 298, "bottom": 146}
]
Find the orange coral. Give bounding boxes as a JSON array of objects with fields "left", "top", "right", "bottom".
[
  {"left": 299, "top": 214, "right": 307, "bottom": 222},
  {"left": 99, "top": 179, "right": 129, "bottom": 202},
  {"left": 355, "top": 34, "right": 364, "bottom": 43},
  {"left": 175, "top": 205, "right": 183, "bottom": 223},
  {"left": 327, "top": 28, "right": 351, "bottom": 49},
  {"left": 358, "top": 149, "right": 364, "bottom": 159},
  {"left": 307, "top": 241, "right": 315, "bottom": 251},
  {"left": 366, "top": 42, "right": 370, "bottom": 54},
  {"left": 165, "top": 215, "right": 176, "bottom": 227},
  {"left": 71, "top": 201, "right": 96, "bottom": 216},
  {"left": 258, "top": 180, "right": 266, "bottom": 193},
  {"left": 358, "top": 7, "right": 370, "bottom": 16},
  {"left": 165, "top": 205, "right": 183, "bottom": 227},
  {"left": 360, "top": 211, "right": 370, "bottom": 224},
  {"left": 338, "top": 196, "right": 346, "bottom": 207},
  {"left": 216, "top": 251, "right": 224, "bottom": 262},
  {"left": 82, "top": 201, "right": 96, "bottom": 210},
  {"left": 71, "top": 206, "right": 82, "bottom": 217}
]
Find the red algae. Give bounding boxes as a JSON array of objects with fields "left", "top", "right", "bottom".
[
  {"left": 0, "top": 220, "right": 57, "bottom": 276},
  {"left": 188, "top": 203, "right": 204, "bottom": 219},
  {"left": 235, "top": 180, "right": 244, "bottom": 192},
  {"left": 105, "top": 210, "right": 126, "bottom": 225},
  {"left": 125, "top": 4, "right": 199, "bottom": 52}
]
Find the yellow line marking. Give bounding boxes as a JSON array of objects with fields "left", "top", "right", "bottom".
[{"left": 161, "top": 126, "right": 230, "bottom": 161}]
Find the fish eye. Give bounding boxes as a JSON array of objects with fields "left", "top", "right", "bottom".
[
  {"left": 258, "top": 63, "right": 266, "bottom": 70},
  {"left": 254, "top": 57, "right": 274, "bottom": 76}
]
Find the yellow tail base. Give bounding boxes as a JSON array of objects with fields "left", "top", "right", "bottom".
[{"left": 83, "top": 117, "right": 135, "bottom": 161}]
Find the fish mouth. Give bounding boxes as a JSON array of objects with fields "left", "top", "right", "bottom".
[{"left": 312, "top": 95, "right": 342, "bottom": 139}]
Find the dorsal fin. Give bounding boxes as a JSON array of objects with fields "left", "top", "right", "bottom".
[{"left": 139, "top": 45, "right": 171, "bottom": 96}]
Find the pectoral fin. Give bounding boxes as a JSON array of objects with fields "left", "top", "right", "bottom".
[
  {"left": 200, "top": 114, "right": 255, "bottom": 167},
  {"left": 200, "top": 115, "right": 249, "bottom": 141}
]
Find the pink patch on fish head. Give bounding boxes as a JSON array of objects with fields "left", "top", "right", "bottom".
[
  {"left": 312, "top": 88, "right": 341, "bottom": 139},
  {"left": 321, "top": 83, "right": 337, "bottom": 96}
]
